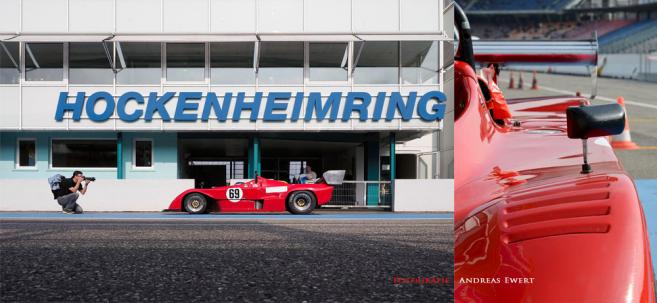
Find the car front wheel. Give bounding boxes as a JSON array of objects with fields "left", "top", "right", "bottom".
[
  {"left": 183, "top": 193, "right": 208, "bottom": 214},
  {"left": 287, "top": 191, "right": 316, "bottom": 214}
]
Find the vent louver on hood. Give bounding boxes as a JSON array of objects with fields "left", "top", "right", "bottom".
[{"left": 500, "top": 176, "right": 613, "bottom": 244}]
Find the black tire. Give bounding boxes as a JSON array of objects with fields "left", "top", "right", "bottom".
[
  {"left": 287, "top": 191, "right": 316, "bottom": 214},
  {"left": 183, "top": 193, "right": 208, "bottom": 214}
]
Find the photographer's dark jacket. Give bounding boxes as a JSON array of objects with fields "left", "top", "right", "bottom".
[{"left": 54, "top": 178, "right": 84, "bottom": 199}]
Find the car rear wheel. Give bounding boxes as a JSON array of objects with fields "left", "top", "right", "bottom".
[
  {"left": 287, "top": 191, "right": 316, "bottom": 214},
  {"left": 183, "top": 193, "right": 208, "bottom": 214}
]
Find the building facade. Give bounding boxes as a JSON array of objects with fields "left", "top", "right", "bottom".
[{"left": 0, "top": 0, "right": 454, "bottom": 211}]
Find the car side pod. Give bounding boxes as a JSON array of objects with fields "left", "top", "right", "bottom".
[{"left": 566, "top": 103, "right": 626, "bottom": 174}]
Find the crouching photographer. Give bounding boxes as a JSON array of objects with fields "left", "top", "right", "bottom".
[{"left": 49, "top": 170, "right": 94, "bottom": 214}]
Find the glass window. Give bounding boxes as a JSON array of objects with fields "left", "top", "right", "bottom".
[
  {"left": 51, "top": 139, "right": 117, "bottom": 168},
  {"left": 211, "top": 42, "right": 255, "bottom": 85},
  {"left": 402, "top": 41, "right": 439, "bottom": 84},
  {"left": 288, "top": 160, "right": 307, "bottom": 183},
  {"left": 25, "top": 43, "right": 63, "bottom": 81},
  {"left": 353, "top": 41, "right": 399, "bottom": 84},
  {"left": 232, "top": 161, "right": 244, "bottom": 179},
  {"left": 0, "top": 42, "right": 20, "bottom": 84},
  {"left": 309, "top": 42, "right": 348, "bottom": 82},
  {"left": 116, "top": 42, "right": 161, "bottom": 85},
  {"left": 444, "top": 41, "right": 455, "bottom": 67},
  {"left": 69, "top": 43, "right": 114, "bottom": 84},
  {"left": 258, "top": 42, "right": 303, "bottom": 85},
  {"left": 17, "top": 139, "right": 36, "bottom": 167},
  {"left": 134, "top": 140, "right": 153, "bottom": 168},
  {"left": 166, "top": 43, "right": 205, "bottom": 82}
]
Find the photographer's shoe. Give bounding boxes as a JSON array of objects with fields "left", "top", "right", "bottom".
[{"left": 62, "top": 209, "right": 75, "bottom": 214}]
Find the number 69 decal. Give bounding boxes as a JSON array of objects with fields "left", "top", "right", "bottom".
[{"left": 226, "top": 188, "right": 243, "bottom": 203}]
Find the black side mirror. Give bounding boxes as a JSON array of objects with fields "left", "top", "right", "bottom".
[
  {"left": 566, "top": 103, "right": 625, "bottom": 174},
  {"left": 567, "top": 103, "right": 625, "bottom": 139}
]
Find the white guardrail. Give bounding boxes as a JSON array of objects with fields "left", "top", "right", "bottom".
[
  {"left": 324, "top": 180, "right": 393, "bottom": 208},
  {"left": 324, "top": 179, "right": 454, "bottom": 212}
]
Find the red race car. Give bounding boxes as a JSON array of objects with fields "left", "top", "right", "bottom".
[
  {"left": 453, "top": 4, "right": 655, "bottom": 303},
  {"left": 167, "top": 170, "right": 344, "bottom": 214}
]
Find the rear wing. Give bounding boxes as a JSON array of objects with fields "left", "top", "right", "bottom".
[
  {"left": 322, "top": 170, "right": 346, "bottom": 185},
  {"left": 473, "top": 40, "right": 598, "bottom": 65},
  {"left": 473, "top": 38, "right": 599, "bottom": 99}
]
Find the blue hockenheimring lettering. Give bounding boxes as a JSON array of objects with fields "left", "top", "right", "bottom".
[{"left": 54, "top": 91, "right": 446, "bottom": 122}]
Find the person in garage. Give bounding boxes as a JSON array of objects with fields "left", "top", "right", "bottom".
[{"left": 299, "top": 166, "right": 318, "bottom": 184}]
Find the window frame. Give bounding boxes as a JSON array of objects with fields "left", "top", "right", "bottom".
[
  {"left": 132, "top": 138, "right": 154, "bottom": 170},
  {"left": 351, "top": 40, "right": 402, "bottom": 86},
  {"left": 0, "top": 41, "right": 21, "bottom": 85},
  {"left": 22, "top": 42, "right": 67, "bottom": 84},
  {"left": 401, "top": 40, "right": 440, "bottom": 85},
  {"left": 8, "top": 38, "right": 441, "bottom": 87},
  {"left": 15, "top": 138, "right": 37, "bottom": 170},
  {"left": 209, "top": 42, "right": 257, "bottom": 86},
  {"left": 256, "top": 41, "right": 305, "bottom": 86},
  {"left": 114, "top": 41, "right": 163, "bottom": 86},
  {"left": 304, "top": 41, "right": 351, "bottom": 85},
  {"left": 49, "top": 138, "right": 118, "bottom": 170},
  {"left": 163, "top": 42, "right": 208, "bottom": 84},
  {"left": 68, "top": 42, "right": 116, "bottom": 85}
]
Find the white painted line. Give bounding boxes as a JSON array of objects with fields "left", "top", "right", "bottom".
[{"left": 594, "top": 95, "right": 657, "bottom": 110}]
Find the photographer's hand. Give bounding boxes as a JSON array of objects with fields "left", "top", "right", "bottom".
[
  {"left": 69, "top": 178, "right": 82, "bottom": 193},
  {"left": 81, "top": 179, "right": 90, "bottom": 195}
]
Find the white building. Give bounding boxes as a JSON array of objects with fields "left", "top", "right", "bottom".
[{"left": 0, "top": 0, "right": 454, "bottom": 211}]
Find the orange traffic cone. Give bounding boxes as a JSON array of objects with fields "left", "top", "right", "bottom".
[
  {"left": 508, "top": 72, "right": 515, "bottom": 89},
  {"left": 531, "top": 71, "right": 539, "bottom": 90},
  {"left": 517, "top": 72, "right": 524, "bottom": 89},
  {"left": 611, "top": 96, "right": 639, "bottom": 150}
]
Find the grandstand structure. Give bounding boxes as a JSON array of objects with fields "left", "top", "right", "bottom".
[{"left": 458, "top": 0, "right": 657, "bottom": 54}]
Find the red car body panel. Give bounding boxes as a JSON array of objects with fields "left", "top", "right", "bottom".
[
  {"left": 454, "top": 60, "right": 655, "bottom": 302},
  {"left": 167, "top": 176, "right": 334, "bottom": 213}
]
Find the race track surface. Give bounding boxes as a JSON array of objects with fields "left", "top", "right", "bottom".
[{"left": 0, "top": 215, "right": 453, "bottom": 303}]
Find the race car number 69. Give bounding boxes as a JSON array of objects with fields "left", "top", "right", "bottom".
[{"left": 227, "top": 188, "right": 243, "bottom": 203}]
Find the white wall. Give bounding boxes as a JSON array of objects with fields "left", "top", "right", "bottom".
[
  {"left": 393, "top": 179, "right": 453, "bottom": 212},
  {"left": 1, "top": 0, "right": 443, "bottom": 34},
  {"left": 0, "top": 179, "right": 194, "bottom": 211}
]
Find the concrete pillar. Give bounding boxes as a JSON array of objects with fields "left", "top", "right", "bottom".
[
  {"left": 365, "top": 134, "right": 380, "bottom": 206},
  {"left": 248, "top": 136, "right": 261, "bottom": 178},
  {"left": 117, "top": 132, "right": 124, "bottom": 179},
  {"left": 389, "top": 132, "right": 396, "bottom": 206},
  {"left": 355, "top": 145, "right": 365, "bottom": 205}
]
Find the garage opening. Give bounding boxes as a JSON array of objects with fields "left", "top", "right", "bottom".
[
  {"left": 260, "top": 139, "right": 359, "bottom": 183},
  {"left": 179, "top": 138, "right": 248, "bottom": 188},
  {"left": 396, "top": 154, "right": 418, "bottom": 179}
]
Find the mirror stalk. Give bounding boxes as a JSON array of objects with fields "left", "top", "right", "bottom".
[{"left": 581, "top": 139, "right": 591, "bottom": 174}]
